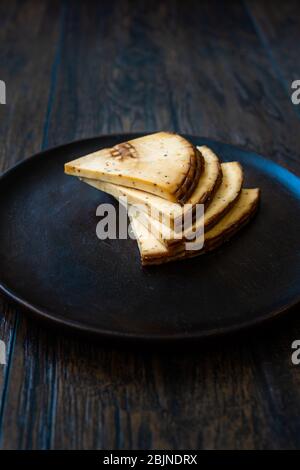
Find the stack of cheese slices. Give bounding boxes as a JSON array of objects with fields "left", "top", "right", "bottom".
[{"left": 65, "top": 132, "right": 260, "bottom": 265}]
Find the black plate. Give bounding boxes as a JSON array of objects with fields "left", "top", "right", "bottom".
[{"left": 0, "top": 134, "right": 300, "bottom": 341}]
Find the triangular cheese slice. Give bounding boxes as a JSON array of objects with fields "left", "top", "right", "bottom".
[
  {"left": 133, "top": 161, "right": 243, "bottom": 247},
  {"left": 65, "top": 132, "right": 203, "bottom": 203},
  {"left": 81, "top": 146, "right": 222, "bottom": 227},
  {"left": 129, "top": 189, "right": 260, "bottom": 265}
]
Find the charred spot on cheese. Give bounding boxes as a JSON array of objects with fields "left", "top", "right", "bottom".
[{"left": 110, "top": 142, "right": 138, "bottom": 160}]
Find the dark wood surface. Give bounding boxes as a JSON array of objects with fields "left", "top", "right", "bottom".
[{"left": 0, "top": 0, "right": 300, "bottom": 449}]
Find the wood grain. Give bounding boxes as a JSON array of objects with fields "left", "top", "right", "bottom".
[
  {"left": 149, "top": 0, "right": 300, "bottom": 174},
  {"left": 0, "top": 0, "right": 300, "bottom": 449},
  {"left": 0, "top": 0, "right": 65, "bottom": 448},
  {"left": 245, "top": 0, "right": 300, "bottom": 82}
]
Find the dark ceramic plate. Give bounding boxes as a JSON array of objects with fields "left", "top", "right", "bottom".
[{"left": 0, "top": 134, "right": 300, "bottom": 341}]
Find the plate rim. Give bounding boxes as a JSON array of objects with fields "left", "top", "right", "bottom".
[
  {"left": 1, "top": 133, "right": 300, "bottom": 342},
  {"left": 1, "top": 280, "right": 300, "bottom": 342}
]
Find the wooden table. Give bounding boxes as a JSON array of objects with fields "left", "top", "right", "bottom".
[{"left": 0, "top": 0, "right": 300, "bottom": 450}]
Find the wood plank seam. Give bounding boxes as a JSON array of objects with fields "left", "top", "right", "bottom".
[
  {"left": 41, "top": 3, "right": 67, "bottom": 450},
  {"left": 42, "top": 2, "right": 67, "bottom": 151}
]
